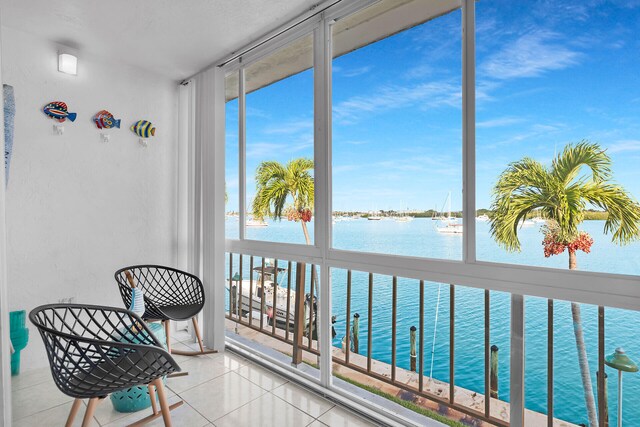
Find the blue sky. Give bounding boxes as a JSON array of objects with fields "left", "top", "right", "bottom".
[{"left": 226, "top": 0, "right": 640, "bottom": 213}]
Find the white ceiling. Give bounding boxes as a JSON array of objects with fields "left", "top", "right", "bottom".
[{"left": 0, "top": 0, "right": 320, "bottom": 81}]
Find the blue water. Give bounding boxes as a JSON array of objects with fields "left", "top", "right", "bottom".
[{"left": 226, "top": 218, "right": 640, "bottom": 425}]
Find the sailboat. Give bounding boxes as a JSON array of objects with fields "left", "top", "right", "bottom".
[
  {"left": 436, "top": 192, "right": 463, "bottom": 234},
  {"left": 395, "top": 202, "right": 413, "bottom": 222},
  {"left": 367, "top": 211, "right": 382, "bottom": 220}
]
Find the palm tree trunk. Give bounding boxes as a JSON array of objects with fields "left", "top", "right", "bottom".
[
  {"left": 569, "top": 249, "right": 598, "bottom": 427},
  {"left": 300, "top": 221, "right": 312, "bottom": 245},
  {"left": 299, "top": 219, "right": 319, "bottom": 337}
]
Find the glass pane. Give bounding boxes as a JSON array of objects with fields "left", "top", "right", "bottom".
[
  {"left": 225, "top": 253, "right": 321, "bottom": 380},
  {"left": 225, "top": 72, "right": 239, "bottom": 239},
  {"left": 476, "top": 0, "right": 640, "bottom": 276},
  {"left": 244, "top": 33, "right": 315, "bottom": 244},
  {"left": 331, "top": 0, "right": 463, "bottom": 260}
]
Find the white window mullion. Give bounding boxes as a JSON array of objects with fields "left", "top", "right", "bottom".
[
  {"left": 315, "top": 16, "right": 333, "bottom": 388},
  {"left": 239, "top": 67, "right": 247, "bottom": 240},
  {"left": 462, "top": 0, "right": 476, "bottom": 264}
]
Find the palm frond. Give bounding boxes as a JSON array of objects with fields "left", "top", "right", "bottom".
[
  {"left": 582, "top": 182, "right": 640, "bottom": 244},
  {"left": 552, "top": 140, "right": 611, "bottom": 185},
  {"left": 490, "top": 158, "right": 554, "bottom": 251},
  {"left": 491, "top": 141, "right": 640, "bottom": 252},
  {"left": 252, "top": 157, "right": 314, "bottom": 221}
]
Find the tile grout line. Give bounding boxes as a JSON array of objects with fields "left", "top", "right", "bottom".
[
  {"left": 234, "top": 364, "right": 291, "bottom": 392},
  {"left": 202, "top": 385, "right": 269, "bottom": 424},
  {"left": 166, "top": 362, "right": 235, "bottom": 395},
  {"left": 270, "top": 389, "right": 336, "bottom": 421},
  {"left": 11, "top": 394, "right": 75, "bottom": 422}
]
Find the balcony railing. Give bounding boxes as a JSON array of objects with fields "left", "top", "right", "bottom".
[{"left": 225, "top": 251, "right": 627, "bottom": 427}]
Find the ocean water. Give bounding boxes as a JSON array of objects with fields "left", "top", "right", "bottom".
[{"left": 226, "top": 218, "right": 640, "bottom": 425}]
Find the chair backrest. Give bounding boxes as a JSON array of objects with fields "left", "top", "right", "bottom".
[
  {"left": 30, "top": 303, "right": 178, "bottom": 398},
  {"left": 115, "top": 265, "right": 205, "bottom": 312}
]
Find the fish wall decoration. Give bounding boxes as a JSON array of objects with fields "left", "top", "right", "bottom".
[
  {"left": 93, "top": 110, "right": 121, "bottom": 129},
  {"left": 130, "top": 120, "right": 155, "bottom": 138},
  {"left": 43, "top": 101, "right": 76, "bottom": 122}
]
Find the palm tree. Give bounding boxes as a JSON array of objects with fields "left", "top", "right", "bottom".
[
  {"left": 490, "top": 141, "right": 640, "bottom": 426},
  {"left": 252, "top": 158, "right": 314, "bottom": 244}
]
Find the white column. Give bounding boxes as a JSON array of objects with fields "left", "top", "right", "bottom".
[
  {"left": 0, "top": 5, "right": 12, "bottom": 423},
  {"left": 196, "top": 67, "right": 226, "bottom": 351}
]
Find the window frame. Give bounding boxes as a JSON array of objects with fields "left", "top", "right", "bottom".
[{"left": 222, "top": 0, "right": 640, "bottom": 314}]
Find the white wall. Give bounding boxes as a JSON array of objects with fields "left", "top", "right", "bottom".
[
  {"left": 2, "top": 26, "right": 179, "bottom": 370},
  {"left": 0, "top": 9, "right": 12, "bottom": 425}
]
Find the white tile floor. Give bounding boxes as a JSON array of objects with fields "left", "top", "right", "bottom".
[{"left": 11, "top": 335, "right": 378, "bottom": 427}]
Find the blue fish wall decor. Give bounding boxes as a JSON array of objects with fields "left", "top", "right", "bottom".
[
  {"left": 93, "top": 110, "right": 121, "bottom": 129},
  {"left": 131, "top": 120, "right": 156, "bottom": 138},
  {"left": 43, "top": 101, "right": 76, "bottom": 123}
]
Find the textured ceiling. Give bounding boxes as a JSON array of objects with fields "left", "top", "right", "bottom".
[{"left": 0, "top": 0, "right": 320, "bottom": 81}]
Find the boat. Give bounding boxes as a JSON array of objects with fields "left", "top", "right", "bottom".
[
  {"left": 395, "top": 216, "right": 412, "bottom": 222},
  {"left": 246, "top": 219, "right": 268, "bottom": 227},
  {"left": 436, "top": 192, "right": 463, "bottom": 234},
  {"left": 476, "top": 214, "right": 490, "bottom": 222},
  {"left": 367, "top": 211, "right": 382, "bottom": 220},
  {"left": 437, "top": 221, "right": 463, "bottom": 234},
  {"left": 226, "top": 264, "right": 316, "bottom": 330},
  {"left": 432, "top": 204, "right": 445, "bottom": 220}
]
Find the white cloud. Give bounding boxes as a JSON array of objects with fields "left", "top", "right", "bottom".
[
  {"left": 263, "top": 119, "right": 312, "bottom": 135},
  {"left": 246, "top": 106, "right": 270, "bottom": 119},
  {"left": 608, "top": 140, "right": 640, "bottom": 153},
  {"left": 341, "top": 140, "right": 369, "bottom": 146},
  {"left": 246, "top": 140, "right": 313, "bottom": 158},
  {"left": 403, "top": 64, "right": 433, "bottom": 79},
  {"left": 477, "top": 117, "right": 525, "bottom": 128},
  {"left": 333, "top": 80, "right": 461, "bottom": 123},
  {"left": 339, "top": 66, "right": 372, "bottom": 77},
  {"left": 479, "top": 30, "right": 581, "bottom": 80}
]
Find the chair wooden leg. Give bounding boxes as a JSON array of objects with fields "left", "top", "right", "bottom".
[
  {"left": 164, "top": 319, "right": 171, "bottom": 353},
  {"left": 154, "top": 378, "right": 172, "bottom": 427},
  {"left": 169, "top": 316, "right": 217, "bottom": 356},
  {"left": 82, "top": 397, "right": 101, "bottom": 427},
  {"left": 148, "top": 384, "right": 158, "bottom": 415},
  {"left": 192, "top": 316, "right": 205, "bottom": 353},
  {"left": 65, "top": 398, "right": 83, "bottom": 427},
  {"left": 126, "top": 381, "right": 184, "bottom": 426}
]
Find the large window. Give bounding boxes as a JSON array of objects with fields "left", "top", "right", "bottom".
[
  {"left": 475, "top": 0, "right": 640, "bottom": 276},
  {"left": 331, "top": 0, "right": 463, "bottom": 260},
  {"left": 244, "top": 34, "right": 315, "bottom": 245},
  {"left": 220, "top": 2, "right": 640, "bottom": 425}
]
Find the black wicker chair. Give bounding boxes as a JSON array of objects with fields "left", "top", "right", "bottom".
[
  {"left": 30, "top": 304, "right": 182, "bottom": 426},
  {"left": 115, "top": 265, "right": 216, "bottom": 356}
]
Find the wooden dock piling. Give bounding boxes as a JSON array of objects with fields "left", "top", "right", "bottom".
[
  {"left": 490, "top": 344, "right": 499, "bottom": 398},
  {"left": 352, "top": 313, "right": 360, "bottom": 354},
  {"left": 597, "top": 370, "right": 609, "bottom": 427},
  {"left": 410, "top": 326, "right": 417, "bottom": 372}
]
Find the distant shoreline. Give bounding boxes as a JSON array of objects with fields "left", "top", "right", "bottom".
[{"left": 226, "top": 210, "right": 609, "bottom": 220}]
